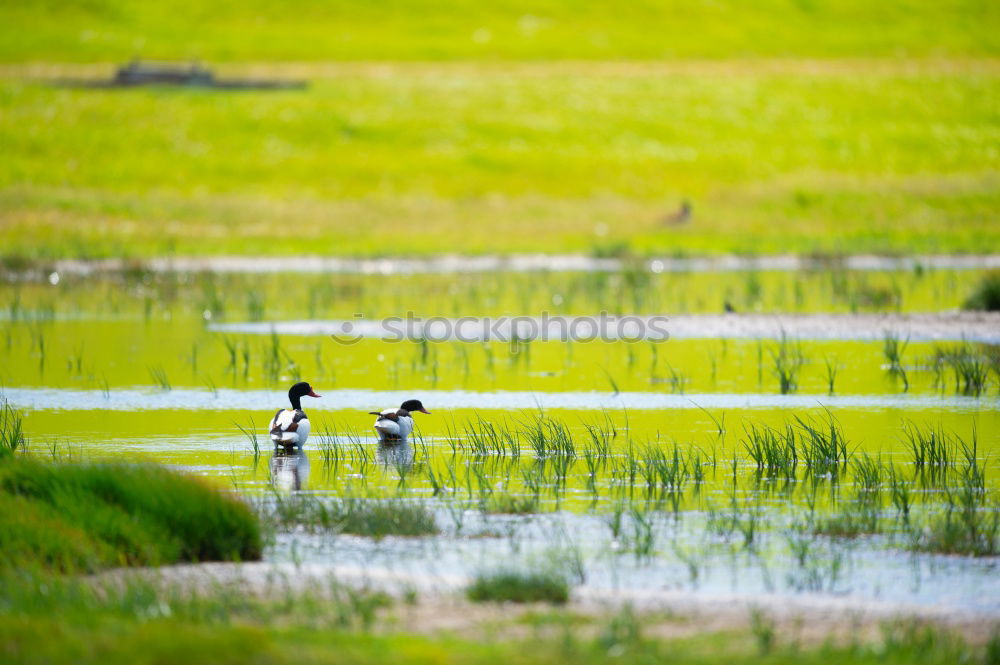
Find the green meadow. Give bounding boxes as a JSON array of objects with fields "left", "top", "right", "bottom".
[
  {"left": 1, "top": 1, "right": 998, "bottom": 259},
  {"left": 3, "top": 1, "right": 998, "bottom": 62}
]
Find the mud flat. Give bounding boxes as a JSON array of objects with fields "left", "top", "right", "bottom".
[{"left": 107, "top": 562, "right": 1000, "bottom": 645}]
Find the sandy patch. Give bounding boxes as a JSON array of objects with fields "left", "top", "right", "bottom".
[{"left": 101, "top": 562, "right": 999, "bottom": 645}]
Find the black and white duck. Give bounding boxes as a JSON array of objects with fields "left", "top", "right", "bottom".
[
  {"left": 268, "top": 381, "right": 321, "bottom": 448},
  {"left": 370, "top": 399, "right": 430, "bottom": 442}
]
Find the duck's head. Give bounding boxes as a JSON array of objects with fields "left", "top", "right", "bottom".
[
  {"left": 289, "top": 381, "right": 321, "bottom": 410},
  {"left": 400, "top": 399, "right": 430, "bottom": 415}
]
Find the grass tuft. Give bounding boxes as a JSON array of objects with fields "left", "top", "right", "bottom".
[
  {"left": 481, "top": 493, "right": 540, "bottom": 515},
  {"left": 466, "top": 569, "right": 569, "bottom": 605},
  {"left": 962, "top": 272, "right": 1000, "bottom": 312},
  {"left": 932, "top": 344, "right": 993, "bottom": 396},
  {"left": 0, "top": 460, "right": 262, "bottom": 572},
  {"left": 911, "top": 509, "right": 999, "bottom": 557},
  {"left": 769, "top": 331, "right": 805, "bottom": 394},
  {"left": 812, "top": 504, "right": 881, "bottom": 539},
  {"left": 268, "top": 495, "right": 439, "bottom": 539},
  {"left": 0, "top": 398, "right": 28, "bottom": 458}
]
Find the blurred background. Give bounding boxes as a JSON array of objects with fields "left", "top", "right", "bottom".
[{"left": 0, "top": 0, "right": 997, "bottom": 261}]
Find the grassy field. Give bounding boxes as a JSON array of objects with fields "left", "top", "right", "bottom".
[
  {"left": 1, "top": 60, "right": 997, "bottom": 259},
  {"left": 2, "top": 1, "right": 997, "bottom": 62},
  {"left": 0, "top": 2, "right": 998, "bottom": 259},
  {"left": 3, "top": 613, "right": 994, "bottom": 665}
]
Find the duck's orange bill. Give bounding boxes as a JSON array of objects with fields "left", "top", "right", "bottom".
[
  {"left": 417, "top": 408, "right": 431, "bottom": 414},
  {"left": 308, "top": 390, "right": 321, "bottom": 398}
]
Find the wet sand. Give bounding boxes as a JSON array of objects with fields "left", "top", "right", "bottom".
[{"left": 105, "top": 562, "right": 999, "bottom": 645}]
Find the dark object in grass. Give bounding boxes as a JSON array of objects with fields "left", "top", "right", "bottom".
[
  {"left": 661, "top": 199, "right": 692, "bottom": 226},
  {"left": 962, "top": 271, "right": 1000, "bottom": 311},
  {"left": 466, "top": 570, "right": 569, "bottom": 604},
  {"left": 58, "top": 60, "right": 307, "bottom": 90}
]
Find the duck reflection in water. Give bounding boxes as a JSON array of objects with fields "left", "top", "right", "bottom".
[
  {"left": 375, "top": 439, "right": 414, "bottom": 470},
  {"left": 270, "top": 449, "right": 310, "bottom": 492}
]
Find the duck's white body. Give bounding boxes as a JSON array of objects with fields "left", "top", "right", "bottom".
[
  {"left": 269, "top": 408, "right": 311, "bottom": 447},
  {"left": 373, "top": 408, "right": 414, "bottom": 442}
]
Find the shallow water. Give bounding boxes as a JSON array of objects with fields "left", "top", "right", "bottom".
[
  {"left": 2, "top": 265, "right": 998, "bottom": 614},
  {"left": 269, "top": 506, "right": 1000, "bottom": 613},
  {"left": 7, "top": 387, "right": 1000, "bottom": 413},
  {"left": 211, "top": 312, "right": 1000, "bottom": 343}
]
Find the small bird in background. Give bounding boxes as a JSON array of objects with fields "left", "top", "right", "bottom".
[{"left": 661, "top": 199, "right": 692, "bottom": 226}]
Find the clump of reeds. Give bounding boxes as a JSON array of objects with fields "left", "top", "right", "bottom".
[
  {"left": 582, "top": 413, "right": 617, "bottom": 457},
  {"left": 147, "top": 365, "right": 171, "bottom": 391},
  {"left": 932, "top": 343, "right": 992, "bottom": 396},
  {"left": 266, "top": 495, "right": 438, "bottom": 539},
  {"left": 769, "top": 331, "right": 804, "bottom": 394},
  {"left": 466, "top": 569, "right": 569, "bottom": 604},
  {"left": 235, "top": 417, "right": 260, "bottom": 462},
  {"left": 902, "top": 421, "right": 955, "bottom": 472},
  {"left": 823, "top": 356, "right": 839, "bottom": 394},
  {"left": 481, "top": 493, "right": 540, "bottom": 515},
  {"left": 740, "top": 412, "right": 849, "bottom": 477},
  {"left": 743, "top": 421, "right": 797, "bottom": 477},
  {"left": 811, "top": 503, "right": 881, "bottom": 538},
  {"left": 795, "top": 412, "right": 850, "bottom": 475},
  {"left": 661, "top": 362, "right": 688, "bottom": 394},
  {"left": 0, "top": 399, "right": 27, "bottom": 458},
  {"left": 888, "top": 464, "right": 913, "bottom": 520},
  {"left": 883, "top": 330, "right": 909, "bottom": 391},
  {"left": 962, "top": 271, "right": 1000, "bottom": 311},
  {"left": 705, "top": 494, "right": 759, "bottom": 550},
  {"left": 523, "top": 415, "right": 576, "bottom": 458},
  {"left": 627, "top": 508, "right": 656, "bottom": 557},
  {"left": 851, "top": 453, "right": 883, "bottom": 491},
  {"left": 246, "top": 290, "right": 266, "bottom": 321},
  {"left": 636, "top": 445, "right": 689, "bottom": 510},
  {"left": 910, "top": 481, "right": 999, "bottom": 557},
  {"left": 263, "top": 330, "right": 288, "bottom": 382},
  {"left": 606, "top": 503, "right": 657, "bottom": 557},
  {"left": 459, "top": 417, "right": 521, "bottom": 458},
  {"left": 902, "top": 421, "right": 982, "bottom": 487}
]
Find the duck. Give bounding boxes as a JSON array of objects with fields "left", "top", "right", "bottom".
[
  {"left": 269, "top": 381, "right": 321, "bottom": 448},
  {"left": 370, "top": 399, "right": 430, "bottom": 442}
]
